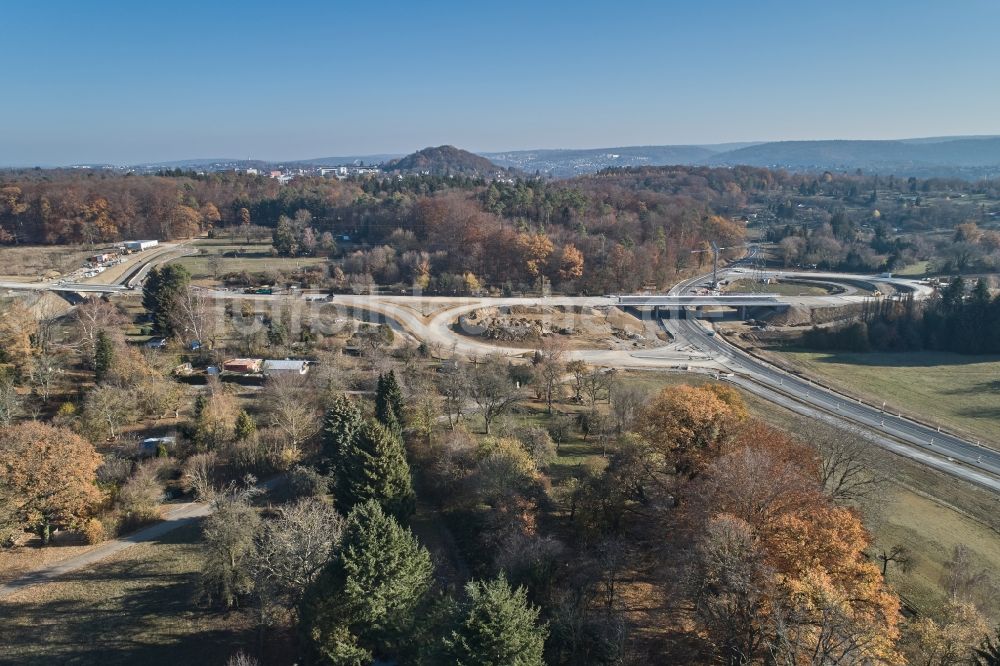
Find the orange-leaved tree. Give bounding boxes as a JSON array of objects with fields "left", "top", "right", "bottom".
[
  {"left": 691, "top": 422, "right": 902, "bottom": 665},
  {"left": 554, "top": 243, "right": 584, "bottom": 281},
  {"left": 516, "top": 232, "right": 554, "bottom": 278},
  {"left": 636, "top": 384, "right": 747, "bottom": 477},
  {"left": 0, "top": 422, "right": 102, "bottom": 544}
]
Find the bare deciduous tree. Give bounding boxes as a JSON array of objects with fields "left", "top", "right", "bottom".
[
  {"left": 810, "top": 428, "right": 886, "bottom": 505},
  {"left": 0, "top": 374, "right": 22, "bottom": 426},
  {"left": 182, "top": 452, "right": 218, "bottom": 501},
  {"left": 610, "top": 380, "right": 646, "bottom": 434},
  {"left": 534, "top": 336, "right": 567, "bottom": 414},
  {"left": 249, "top": 498, "right": 344, "bottom": 618},
  {"left": 941, "top": 544, "right": 998, "bottom": 615},
  {"left": 693, "top": 514, "right": 774, "bottom": 665},
  {"left": 566, "top": 359, "right": 587, "bottom": 403},
  {"left": 118, "top": 459, "right": 167, "bottom": 523},
  {"left": 200, "top": 481, "right": 263, "bottom": 608},
  {"left": 469, "top": 356, "right": 520, "bottom": 435},
  {"left": 74, "top": 298, "right": 128, "bottom": 364},
  {"left": 174, "top": 287, "right": 222, "bottom": 348},
  {"left": 27, "top": 349, "right": 64, "bottom": 403},
  {"left": 437, "top": 361, "right": 468, "bottom": 429},
  {"left": 82, "top": 384, "right": 137, "bottom": 440},
  {"left": 262, "top": 374, "right": 321, "bottom": 450}
]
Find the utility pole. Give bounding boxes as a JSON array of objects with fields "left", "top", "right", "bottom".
[{"left": 691, "top": 241, "right": 745, "bottom": 289}]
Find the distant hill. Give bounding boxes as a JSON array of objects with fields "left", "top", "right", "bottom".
[
  {"left": 86, "top": 134, "right": 1000, "bottom": 180},
  {"left": 384, "top": 145, "right": 507, "bottom": 176},
  {"left": 704, "top": 137, "right": 1000, "bottom": 173},
  {"left": 482, "top": 136, "right": 1000, "bottom": 179}
]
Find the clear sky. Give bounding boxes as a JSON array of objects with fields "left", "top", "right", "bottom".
[{"left": 2, "top": 0, "right": 998, "bottom": 165}]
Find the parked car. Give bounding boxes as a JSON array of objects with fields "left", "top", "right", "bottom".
[{"left": 145, "top": 337, "right": 168, "bottom": 349}]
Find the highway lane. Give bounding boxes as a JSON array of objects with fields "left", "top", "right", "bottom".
[
  {"left": 721, "top": 373, "right": 1000, "bottom": 491},
  {"left": 665, "top": 264, "right": 1000, "bottom": 492},
  {"left": 672, "top": 316, "right": 1000, "bottom": 491},
  {"left": 0, "top": 241, "right": 196, "bottom": 294}
]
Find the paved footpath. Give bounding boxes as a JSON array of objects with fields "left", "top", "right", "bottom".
[{"left": 0, "top": 501, "right": 211, "bottom": 601}]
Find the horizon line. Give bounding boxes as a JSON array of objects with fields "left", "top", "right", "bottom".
[{"left": 3, "top": 132, "right": 1000, "bottom": 169}]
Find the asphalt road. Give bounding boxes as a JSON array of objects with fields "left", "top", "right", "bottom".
[
  {"left": 666, "top": 267, "right": 1000, "bottom": 492},
  {"left": 671, "top": 315, "right": 1000, "bottom": 490}
]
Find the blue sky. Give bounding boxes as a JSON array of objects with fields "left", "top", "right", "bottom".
[{"left": 2, "top": 0, "right": 998, "bottom": 165}]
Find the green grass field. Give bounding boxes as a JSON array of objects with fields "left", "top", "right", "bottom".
[
  {"left": 0, "top": 522, "right": 263, "bottom": 665},
  {"left": 895, "top": 260, "right": 931, "bottom": 277},
  {"left": 734, "top": 375, "right": 1000, "bottom": 622},
  {"left": 875, "top": 486, "right": 1000, "bottom": 619},
  {"left": 725, "top": 278, "right": 831, "bottom": 297},
  {"left": 173, "top": 242, "right": 327, "bottom": 280},
  {"left": 777, "top": 350, "right": 1000, "bottom": 446}
]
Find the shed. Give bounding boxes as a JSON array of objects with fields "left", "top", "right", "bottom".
[
  {"left": 145, "top": 337, "right": 168, "bottom": 349},
  {"left": 139, "top": 436, "right": 176, "bottom": 456},
  {"left": 223, "top": 358, "right": 263, "bottom": 373}
]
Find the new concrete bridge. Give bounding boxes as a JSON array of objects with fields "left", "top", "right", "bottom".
[{"left": 616, "top": 294, "right": 786, "bottom": 308}]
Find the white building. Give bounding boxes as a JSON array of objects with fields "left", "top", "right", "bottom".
[
  {"left": 125, "top": 240, "right": 158, "bottom": 251},
  {"left": 262, "top": 359, "right": 310, "bottom": 376}
]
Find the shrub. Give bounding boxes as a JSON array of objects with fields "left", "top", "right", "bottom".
[
  {"left": 287, "top": 464, "right": 329, "bottom": 500},
  {"left": 117, "top": 460, "right": 165, "bottom": 525},
  {"left": 82, "top": 517, "right": 106, "bottom": 545},
  {"left": 52, "top": 401, "right": 77, "bottom": 428},
  {"left": 226, "top": 651, "right": 259, "bottom": 666},
  {"left": 96, "top": 455, "right": 134, "bottom": 489},
  {"left": 228, "top": 433, "right": 268, "bottom": 475},
  {"left": 258, "top": 427, "right": 303, "bottom": 471},
  {"left": 182, "top": 452, "right": 218, "bottom": 500},
  {"left": 513, "top": 427, "right": 557, "bottom": 468}
]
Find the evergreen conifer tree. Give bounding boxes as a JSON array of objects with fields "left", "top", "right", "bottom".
[
  {"left": 141, "top": 264, "right": 191, "bottom": 335},
  {"left": 336, "top": 419, "right": 415, "bottom": 521},
  {"left": 375, "top": 370, "right": 406, "bottom": 432},
  {"left": 94, "top": 330, "right": 114, "bottom": 382},
  {"left": 233, "top": 409, "right": 256, "bottom": 441},
  {"left": 443, "top": 575, "right": 548, "bottom": 666},
  {"left": 321, "top": 394, "right": 363, "bottom": 476},
  {"left": 300, "top": 500, "right": 433, "bottom": 664}
]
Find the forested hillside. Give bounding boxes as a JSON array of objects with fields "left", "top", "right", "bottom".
[
  {"left": 3, "top": 164, "right": 1000, "bottom": 293},
  {"left": 384, "top": 145, "right": 506, "bottom": 176}
]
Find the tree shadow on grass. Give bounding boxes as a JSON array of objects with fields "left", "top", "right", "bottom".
[
  {"left": 807, "top": 352, "right": 1000, "bottom": 369},
  {"left": 941, "top": 380, "right": 1000, "bottom": 396},
  {"left": 955, "top": 406, "right": 1000, "bottom": 420},
  {"left": 0, "top": 525, "right": 257, "bottom": 666}
]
